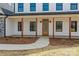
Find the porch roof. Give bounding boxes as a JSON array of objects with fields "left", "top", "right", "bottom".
[
  {"left": 0, "top": 8, "right": 5, "bottom": 16},
  {"left": 0, "top": 8, "right": 14, "bottom": 17}
]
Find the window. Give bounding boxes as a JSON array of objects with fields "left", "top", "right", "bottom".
[
  {"left": 43, "top": 3, "right": 49, "bottom": 11},
  {"left": 56, "top": 21, "right": 63, "bottom": 32},
  {"left": 18, "top": 3, "right": 24, "bottom": 12},
  {"left": 30, "top": 21, "right": 36, "bottom": 31},
  {"left": 71, "top": 21, "right": 77, "bottom": 32},
  {"left": 70, "top": 3, "right": 78, "bottom": 10},
  {"left": 30, "top": 3, "right": 36, "bottom": 11},
  {"left": 18, "top": 22, "right": 22, "bottom": 31},
  {"left": 56, "top": 3, "right": 63, "bottom": 11}
]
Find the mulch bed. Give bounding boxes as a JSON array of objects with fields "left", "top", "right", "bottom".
[
  {"left": 49, "top": 38, "right": 79, "bottom": 46},
  {"left": 0, "top": 37, "right": 38, "bottom": 44}
]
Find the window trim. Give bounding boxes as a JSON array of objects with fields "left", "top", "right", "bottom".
[
  {"left": 30, "top": 3, "right": 36, "bottom": 11},
  {"left": 56, "top": 3, "right": 63, "bottom": 11},
  {"left": 70, "top": 3, "right": 78, "bottom": 10},
  {"left": 71, "top": 21, "right": 77, "bottom": 32},
  {"left": 30, "top": 21, "right": 36, "bottom": 31},
  {"left": 18, "top": 3, "right": 24, "bottom": 12},
  {"left": 56, "top": 21, "right": 63, "bottom": 32},
  {"left": 43, "top": 3, "right": 49, "bottom": 11}
]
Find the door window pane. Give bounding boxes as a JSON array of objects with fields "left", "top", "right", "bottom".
[
  {"left": 18, "top": 22, "right": 22, "bottom": 31},
  {"left": 56, "top": 21, "right": 63, "bottom": 32},
  {"left": 43, "top": 3, "right": 49, "bottom": 11},
  {"left": 30, "top": 3, "right": 36, "bottom": 11},
  {"left": 56, "top": 3, "right": 63, "bottom": 11},
  {"left": 70, "top": 3, "right": 78, "bottom": 10},
  {"left": 30, "top": 21, "right": 36, "bottom": 31},
  {"left": 71, "top": 21, "right": 77, "bottom": 32}
]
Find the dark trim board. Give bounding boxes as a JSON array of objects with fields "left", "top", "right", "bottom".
[
  {"left": 69, "top": 17, "right": 71, "bottom": 39},
  {"left": 9, "top": 11, "right": 79, "bottom": 16},
  {"left": 21, "top": 18, "right": 23, "bottom": 37},
  {"left": 36, "top": 18, "right": 37, "bottom": 36},
  {"left": 53, "top": 18, "right": 54, "bottom": 39},
  {"left": 14, "top": 3, "right": 15, "bottom": 13}
]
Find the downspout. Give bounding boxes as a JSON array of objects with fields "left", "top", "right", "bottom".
[
  {"left": 14, "top": 3, "right": 15, "bottom": 13},
  {"left": 4, "top": 15, "right": 8, "bottom": 38}
]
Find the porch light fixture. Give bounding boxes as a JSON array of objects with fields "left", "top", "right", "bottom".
[
  {"left": 40, "top": 21, "right": 42, "bottom": 23},
  {"left": 49, "top": 21, "right": 51, "bottom": 23}
]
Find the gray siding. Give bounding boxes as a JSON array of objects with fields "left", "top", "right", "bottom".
[{"left": 0, "top": 3, "right": 14, "bottom": 12}]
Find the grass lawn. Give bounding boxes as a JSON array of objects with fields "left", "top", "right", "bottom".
[
  {"left": 0, "top": 38, "right": 79, "bottom": 56},
  {"left": 0, "top": 45, "right": 79, "bottom": 56}
]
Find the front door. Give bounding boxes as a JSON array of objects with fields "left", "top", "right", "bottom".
[{"left": 42, "top": 19, "right": 49, "bottom": 36}]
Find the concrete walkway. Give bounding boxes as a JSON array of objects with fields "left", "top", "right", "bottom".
[{"left": 0, "top": 37, "right": 49, "bottom": 50}]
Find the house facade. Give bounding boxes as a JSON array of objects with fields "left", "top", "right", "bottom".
[{"left": 0, "top": 3, "right": 79, "bottom": 38}]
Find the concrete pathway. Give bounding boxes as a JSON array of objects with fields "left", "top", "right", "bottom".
[{"left": 0, "top": 37, "right": 49, "bottom": 50}]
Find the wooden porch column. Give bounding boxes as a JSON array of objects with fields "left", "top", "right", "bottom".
[
  {"left": 69, "top": 17, "right": 71, "bottom": 39},
  {"left": 53, "top": 17, "right": 54, "bottom": 39},
  {"left": 21, "top": 18, "right": 23, "bottom": 37},
  {"left": 36, "top": 18, "right": 37, "bottom": 37}
]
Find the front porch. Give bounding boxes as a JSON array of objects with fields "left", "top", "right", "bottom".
[{"left": 3, "top": 14, "right": 79, "bottom": 39}]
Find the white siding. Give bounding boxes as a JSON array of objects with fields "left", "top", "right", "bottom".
[
  {"left": 6, "top": 18, "right": 42, "bottom": 36},
  {"left": 23, "top": 18, "right": 36, "bottom": 35},
  {"left": 54, "top": 18, "right": 69, "bottom": 36},
  {"left": 0, "top": 3, "right": 14, "bottom": 12},
  {"left": 37, "top": 18, "right": 42, "bottom": 35},
  {"left": 49, "top": 3, "right": 56, "bottom": 12},
  {"left": 71, "top": 17, "right": 79, "bottom": 36},
  {"left": 6, "top": 18, "right": 21, "bottom": 36},
  {"left": 15, "top": 3, "right": 79, "bottom": 13},
  {"left": 36, "top": 3, "right": 42, "bottom": 12},
  {"left": 6, "top": 18, "right": 14, "bottom": 36},
  {"left": 49, "top": 18, "right": 53, "bottom": 36}
]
